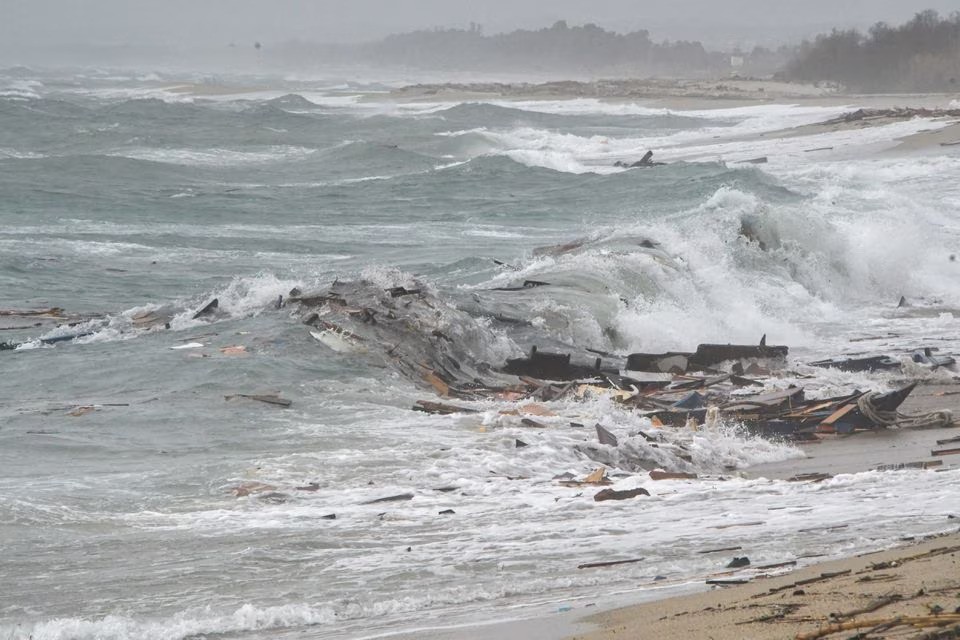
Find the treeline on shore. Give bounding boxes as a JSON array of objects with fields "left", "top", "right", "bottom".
[
  {"left": 784, "top": 10, "right": 960, "bottom": 92},
  {"left": 267, "top": 11, "right": 960, "bottom": 92},
  {"left": 272, "top": 21, "right": 787, "bottom": 78}
]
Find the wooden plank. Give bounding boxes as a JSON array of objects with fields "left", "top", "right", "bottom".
[
  {"left": 820, "top": 403, "right": 857, "bottom": 426},
  {"left": 932, "top": 447, "right": 960, "bottom": 456},
  {"left": 577, "top": 557, "right": 644, "bottom": 570}
]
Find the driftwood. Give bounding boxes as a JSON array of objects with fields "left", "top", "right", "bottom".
[
  {"left": 362, "top": 493, "right": 414, "bottom": 505},
  {"left": 577, "top": 557, "right": 645, "bottom": 570},
  {"left": 225, "top": 394, "right": 292, "bottom": 407},
  {"left": 594, "top": 487, "right": 650, "bottom": 502},
  {"left": 795, "top": 615, "right": 960, "bottom": 640}
]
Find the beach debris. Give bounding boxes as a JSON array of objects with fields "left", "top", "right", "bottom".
[
  {"left": 795, "top": 615, "right": 960, "bottom": 640},
  {"left": 170, "top": 342, "right": 204, "bottom": 350},
  {"left": 387, "top": 286, "right": 422, "bottom": 298},
  {"left": 932, "top": 447, "right": 960, "bottom": 457},
  {"left": 699, "top": 546, "right": 743, "bottom": 554},
  {"left": 726, "top": 557, "right": 751, "bottom": 568},
  {"left": 519, "top": 403, "right": 556, "bottom": 417},
  {"left": 594, "top": 487, "right": 650, "bottom": 502},
  {"left": 321, "top": 513, "right": 337, "bottom": 520},
  {"left": 515, "top": 439, "right": 528, "bottom": 448},
  {"left": 438, "top": 509, "right": 455, "bottom": 515},
  {"left": 220, "top": 345, "right": 248, "bottom": 356},
  {"left": 706, "top": 578, "right": 750, "bottom": 586},
  {"left": 68, "top": 405, "right": 96, "bottom": 417},
  {"left": 596, "top": 424, "right": 618, "bottom": 446},
  {"left": 614, "top": 150, "right": 665, "bottom": 168},
  {"left": 502, "top": 346, "right": 612, "bottom": 380},
  {"left": 577, "top": 557, "right": 645, "bottom": 570},
  {"left": 873, "top": 460, "right": 943, "bottom": 471},
  {"left": 0, "top": 307, "right": 66, "bottom": 317},
  {"left": 412, "top": 400, "right": 478, "bottom": 415},
  {"left": 649, "top": 470, "right": 698, "bottom": 481},
  {"left": 193, "top": 298, "right": 219, "bottom": 319},
  {"left": 810, "top": 348, "right": 955, "bottom": 373},
  {"left": 288, "top": 277, "right": 956, "bottom": 451},
  {"left": 362, "top": 493, "right": 414, "bottom": 505},
  {"left": 224, "top": 393, "right": 292, "bottom": 407},
  {"left": 626, "top": 337, "right": 787, "bottom": 374},
  {"left": 788, "top": 473, "right": 833, "bottom": 482},
  {"left": 584, "top": 468, "right": 609, "bottom": 484},
  {"left": 491, "top": 279, "right": 550, "bottom": 292}
]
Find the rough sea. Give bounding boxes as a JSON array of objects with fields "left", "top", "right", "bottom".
[{"left": 2, "top": 68, "right": 960, "bottom": 640}]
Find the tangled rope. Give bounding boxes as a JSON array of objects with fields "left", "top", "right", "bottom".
[{"left": 857, "top": 391, "right": 954, "bottom": 429}]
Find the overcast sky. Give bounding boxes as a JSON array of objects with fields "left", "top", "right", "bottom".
[{"left": 4, "top": 0, "right": 958, "bottom": 49}]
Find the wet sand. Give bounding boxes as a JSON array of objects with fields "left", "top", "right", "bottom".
[{"left": 572, "top": 531, "right": 960, "bottom": 640}]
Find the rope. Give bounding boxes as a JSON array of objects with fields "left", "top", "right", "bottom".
[{"left": 856, "top": 391, "right": 954, "bottom": 429}]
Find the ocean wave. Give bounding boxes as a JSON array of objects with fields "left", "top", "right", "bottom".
[{"left": 107, "top": 145, "right": 318, "bottom": 167}]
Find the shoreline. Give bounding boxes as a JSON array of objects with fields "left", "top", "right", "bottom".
[
  {"left": 384, "top": 78, "right": 960, "bottom": 110},
  {"left": 571, "top": 529, "right": 960, "bottom": 640}
]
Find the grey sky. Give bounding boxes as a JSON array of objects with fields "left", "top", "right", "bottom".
[{"left": 4, "top": 0, "right": 957, "bottom": 49}]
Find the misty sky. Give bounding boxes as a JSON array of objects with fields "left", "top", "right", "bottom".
[{"left": 4, "top": 0, "right": 959, "bottom": 49}]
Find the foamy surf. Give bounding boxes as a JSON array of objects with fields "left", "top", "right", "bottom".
[{"left": 4, "top": 68, "right": 960, "bottom": 640}]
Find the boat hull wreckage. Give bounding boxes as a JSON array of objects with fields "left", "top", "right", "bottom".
[
  {"left": 3, "top": 265, "right": 955, "bottom": 458},
  {"left": 284, "top": 277, "right": 954, "bottom": 446}
]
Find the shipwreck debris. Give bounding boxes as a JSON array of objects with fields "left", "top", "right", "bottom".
[
  {"left": 626, "top": 337, "right": 787, "bottom": 374},
  {"left": 594, "top": 487, "right": 650, "bottom": 502},
  {"left": 614, "top": 150, "right": 665, "bottom": 168},
  {"left": 224, "top": 394, "right": 292, "bottom": 408}
]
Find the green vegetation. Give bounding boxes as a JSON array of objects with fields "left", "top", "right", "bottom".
[{"left": 785, "top": 10, "right": 960, "bottom": 92}]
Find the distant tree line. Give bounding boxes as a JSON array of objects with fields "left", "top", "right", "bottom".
[
  {"left": 785, "top": 10, "right": 960, "bottom": 91},
  {"left": 270, "top": 21, "right": 758, "bottom": 76},
  {"left": 364, "top": 21, "right": 729, "bottom": 75}
]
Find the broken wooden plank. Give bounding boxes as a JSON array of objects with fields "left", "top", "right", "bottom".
[
  {"left": 873, "top": 460, "right": 943, "bottom": 471},
  {"left": 224, "top": 394, "right": 292, "bottom": 407},
  {"left": 819, "top": 403, "right": 856, "bottom": 427},
  {"left": 698, "top": 546, "right": 743, "bottom": 554},
  {"left": 649, "top": 470, "right": 698, "bottom": 481},
  {"left": 412, "top": 400, "right": 477, "bottom": 415},
  {"left": 577, "top": 557, "right": 644, "bottom": 570},
  {"left": 362, "top": 493, "right": 414, "bottom": 505},
  {"left": 932, "top": 447, "right": 960, "bottom": 457},
  {"left": 711, "top": 521, "right": 765, "bottom": 530}
]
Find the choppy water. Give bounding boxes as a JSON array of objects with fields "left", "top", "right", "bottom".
[{"left": 2, "top": 68, "right": 960, "bottom": 640}]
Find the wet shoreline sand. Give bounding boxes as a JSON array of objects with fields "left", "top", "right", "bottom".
[{"left": 572, "top": 530, "right": 960, "bottom": 640}]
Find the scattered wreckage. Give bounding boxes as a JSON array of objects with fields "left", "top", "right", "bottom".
[
  {"left": 4, "top": 275, "right": 956, "bottom": 447},
  {"left": 280, "top": 278, "right": 955, "bottom": 445}
]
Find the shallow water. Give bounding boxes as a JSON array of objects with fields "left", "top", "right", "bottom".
[{"left": 2, "top": 68, "right": 960, "bottom": 640}]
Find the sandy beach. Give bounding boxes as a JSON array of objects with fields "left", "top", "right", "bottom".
[{"left": 573, "top": 530, "right": 960, "bottom": 640}]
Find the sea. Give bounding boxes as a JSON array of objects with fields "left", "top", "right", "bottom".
[{"left": 2, "top": 67, "right": 960, "bottom": 640}]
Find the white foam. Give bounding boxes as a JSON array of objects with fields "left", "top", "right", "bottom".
[
  {"left": 109, "top": 145, "right": 316, "bottom": 167},
  {"left": 8, "top": 603, "right": 336, "bottom": 640}
]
